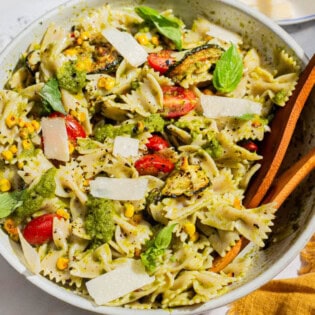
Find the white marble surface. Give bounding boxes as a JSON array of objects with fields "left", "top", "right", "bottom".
[{"left": 0, "top": 1, "right": 314, "bottom": 315}]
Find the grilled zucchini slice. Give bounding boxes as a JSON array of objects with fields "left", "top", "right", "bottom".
[
  {"left": 161, "top": 164, "right": 209, "bottom": 197},
  {"left": 166, "top": 44, "right": 224, "bottom": 88}
]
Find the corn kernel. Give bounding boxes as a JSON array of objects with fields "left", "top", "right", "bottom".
[
  {"left": 97, "top": 77, "right": 116, "bottom": 90},
  {"left": 22, "top": 139, "right": 32, "bottom": 150},
  {"left": 64, "top": 48, "right": 77, "bottom": 56},
  {"left": 76, "top": 57, "right": 93, "bottom": 72},
  {"left": 83, "top": 179, "right": 90, "bottom": 187},
  {"left": 19, "top": 128, "right": 29, "bottom": 139},
  {"left": 18, "top": 161, "right": 24, "bottom": 169},
  {"left": 56, "top": 208, "right": 70, "bottom": 220},
  {"left": 9, "top": 145, "right": 18, "bottom": 154},
  {"left": 0, "top": 178, "right": 11, "bottom": 192},
  {"left": 3, "top": 218, "right": 19, "bottom": 241},
  {"left": 18, "top": 119, "right": 25, "bottom": 128},
  {"left": 77, "top": 112, "right": 86, "bottom": 122},
  {"left": 124, "top": 203, "right": 135, "bottom": 218},
  {"left": 1, "top": 150, "right": 13, "bottom": 161},
  {"left": 181, "top": 156, "right": 189, "bottom": 171},
  {"left": 190, "top": 232, "right": 199, "bottom": 242},
  {"left": 5, "top": 114, "right": 18, "bottom": 129},
  {"left": 183, "top": 223, "right": 196, "bottom": 238},
  {"left": 80, "top": 31, "right": 90, "bottom": 41},
  {"left": 68, "top": 141, "right": 75, "bottom": 154},
  {"left": 233, "top": 198, "right": 242, "bottom": 210},
  {"left": 31, "top": 120, "right": 40, "bottom": 131},
  {"left": 136, "top": 34, "right": 149, "bottom": 45},
  {"left": 151, "top": 36, "right": 159, "bottom": 46},
  {"left": 25, "top": 122, "right": 35, "bottom": 134},
  {"left": 56, "top": 257, "right": 69, "bottom": 270},
  {"left": 76, "top": 37, "right": 83, "bottom": 45}
]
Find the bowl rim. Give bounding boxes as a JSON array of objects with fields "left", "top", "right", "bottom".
[{"left": 0, "top": 0, "right": 313, "bottom": 314}]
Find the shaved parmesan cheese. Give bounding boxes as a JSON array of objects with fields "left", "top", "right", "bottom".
[
  {"left": 90, "top": 177, "right": 148, "bottom": 200},
  {"left": 41, "top": 117, "right": 69, "bottom": 161},
  {"left": 86, "top": 259, "right": 154, "bottom": 305},
  {"left": 102, "top": 27, "right": 148, "bottom": 67},
  {"left": 207, "top": 23, "right": 242, "bottom": 45},
  {"left": 18, "top": 229, "right": 41, "bottom": 274},
  {"left": 113, "top": 136, "right": 139, "bottom": 157},
  {"left": 200, "top": 94, "right": 262, "bottom": 118}
]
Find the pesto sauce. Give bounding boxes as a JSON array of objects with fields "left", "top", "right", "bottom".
[
  {"left": 56, "top": 60, "right": 86, "bottom": 94},
  {"left": 85, "top": 196, "right": 115, "bottom": 247},
  {"left": 14, "top": 167, "right": 57, "bottom": 222}
]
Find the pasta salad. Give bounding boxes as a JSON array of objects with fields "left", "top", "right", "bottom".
[{"left": 0, "top": 3, "right": 300, "bottom": 309}]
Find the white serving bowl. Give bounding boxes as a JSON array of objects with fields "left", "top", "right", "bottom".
[{"left": 0, "top": 1, "right": 314, "bottom": 314}]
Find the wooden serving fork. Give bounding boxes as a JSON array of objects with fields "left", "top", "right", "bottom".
[{"left": 211, "top": 54, "right": 315, "bottom": 272}]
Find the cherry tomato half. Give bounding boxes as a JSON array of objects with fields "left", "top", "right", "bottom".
[
  {"left": 23, "top": 213, "right": 58, "bottom": 245},
  {"left": 135, "top": 154, "right": 174, "bottom": 176},
  {"left": 161, "top": 86, "right": 198, "bottom": 119},
  {"left": 238, "top": 140, "right": 258, "bottom": 152},
  {"left": 146, "top": 135, "right": 170, "bottom": 151},
  {"left": 147, "top": 50, "right": 175, "bottom": 74},
  {"left": 49, "top": 112, "right": 86, "bottom": 142}
]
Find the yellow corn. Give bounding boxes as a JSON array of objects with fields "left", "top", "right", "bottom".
[
  {"left": 0, "top": 178, "right": 11, "bottom": 192},
  {"left": 190, "top": 232, "right": 199, "bottom": 242},
  {"left": 31, "top": 120, "right": 40, "bottom": 132},
  {"left": 76, "top": 57, "right": 92, "bottom": 72},
  {"left": 83, "top": 179, "right": 90, "bottom": 187},
  {"left": 5, "top": 114, "right": 18, "bottom": 129},
  {"left": 183, "top": 223, "right": 196, "bottom": 238},
  {"left": 17, "top": 161, "right": 24, "bottom": 169},
  {"left": 22, "top": 139, "right": 32, "bottom": 150},
  {"left": 68, "top": 141, "right": 75, "bottom": 154},
  {"left": 56, "top": 208, "right": 70, "bottom": 220},
  {"left": 18, "top": 119, "right": 25, "bottom": 128},
  {"left": 181, "top": 156, "right": 189, "bottom": 171},
  {"left": 80, "top": 31, "right": 90, "bottom": 41},
  {"left": 131, "top": 214, "right": 143, "bottom": 225},
  {"left": 136, "top": 34, "right": 149, "bottom": 45},
  {"left": 1, "top": 150, "right": 13, "bottom": 161},
  {"left": 3, "top": 218, "right": 19, "bottom": 241},
  {"left": 25, "top": 122, "right": 35, "bottom": 134},
  {"left": 124, "top": 203, "right": 135, "bottom": 218},
  {"left": 19, "top": 128, "right": 29, "bottom": 139},
  {"left": 9, "top": 145, "right": 18, "bottom": 154},
  {"left": 77, "top": 112, "right": 86, "bottom": 122},
  {"left": 97, "top": 77, "right": 116, "bottom": 90},
  {"left": 233, "top": 198, "right": 242, "bottom": 210},
  {"left": 56, "top": 257, "right": 69, "bottom": 270},
  {"left": 151, "top": 36, "right": 159, "bottom": 46},
  {"left": 63, "top": 48, "right": 77, "bottom": 56},
  {"left": 76, "top": 37, "right": 83, "bottom": 45}
]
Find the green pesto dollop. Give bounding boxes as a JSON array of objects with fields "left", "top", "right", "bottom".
[
  {"left": 203, "top": 132, "right": 223, "bottom": 159},
  {"left": 94, "top": 123, "right": 135, "bottom": 142},
  {"left": 14, "top": 167, "right": 57, "bottom": 222},
  {"left": 85, "top": 196, "right": 115, "bottom": 247},
  {"left": 143, "top": 114, "right": 165, "bottom": 133},
  {"left": 56, "top": 60, "right": 86, "bottom": 94},
  {"left": 272, "top": 89, "right": 288, "bottom": 106}
]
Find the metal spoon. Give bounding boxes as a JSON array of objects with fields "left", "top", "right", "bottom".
[{"left": 211, "top": 54, "right": 315, "bottom": 272}]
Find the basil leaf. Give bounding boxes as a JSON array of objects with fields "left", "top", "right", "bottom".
[
  {"left": 135, "top": 6, "right": 182, "bottom": 50},
  {"left": 39, "top": 77, "right": 66, "bottom": 115},
  {"left": 213, "top": 44, "right": 243, "bottom": 93},
  {"left": 0, "top": 191, "right": 23, "bottom": 218},
  {"left": 140, "top": 223, "right": 176, "bottom": 272},
  {"left": 154, "top": 223, "right": 177, "bottom": 249}
]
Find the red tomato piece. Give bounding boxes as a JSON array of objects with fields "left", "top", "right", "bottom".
[
  {"left": 161, "top": 86, "right": 198, "bottom": 118},
  {"left": 135, "top": 154, "right": 174, "bottom": 176},
  {"left": 49, "top": 112, "right": 86, "bottom": 142},
  {"left": 147, "top": 50, "right": 175, "bottom": 74},
  {"left": 239, "top": 140, "right": 258, "bottom": 152},
  {"left": 23, "top": 213, "right": 58, "bottom": 245},
  {"left": 146, "top": 135, "right": 170, "bottom": 151}
]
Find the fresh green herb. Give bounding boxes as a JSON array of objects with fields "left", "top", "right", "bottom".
[
  {"left": 213, "top": 44, "right": 243, "bottom": 93},
  {"left": 0, "top": 191, "right": 23, "bottom": 219},
  {"left": 141, "top": 223, "right": 176, "bottom": 273},
  {"left": 135, "top": 6, "right": 183, "bottom": 50},
  {"left": 39, "top": 77, "right": 66, "bottom": 115}
]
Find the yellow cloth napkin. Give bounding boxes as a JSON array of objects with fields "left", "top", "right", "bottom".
[{"left": 228, "top": 234, "right": 315, "bottom": 315}]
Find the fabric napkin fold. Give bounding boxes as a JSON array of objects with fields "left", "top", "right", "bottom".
[{"left": 228, "top": 234, "right": 315, "bottom": 315}]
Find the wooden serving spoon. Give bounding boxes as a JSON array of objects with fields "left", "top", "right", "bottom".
[{"left": 211, "top": 54, "right": 315, "bottom": 272}]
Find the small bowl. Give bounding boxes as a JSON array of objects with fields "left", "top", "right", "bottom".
[{"left": 0, "top": 0, "right": 314, "bottom": 314}]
